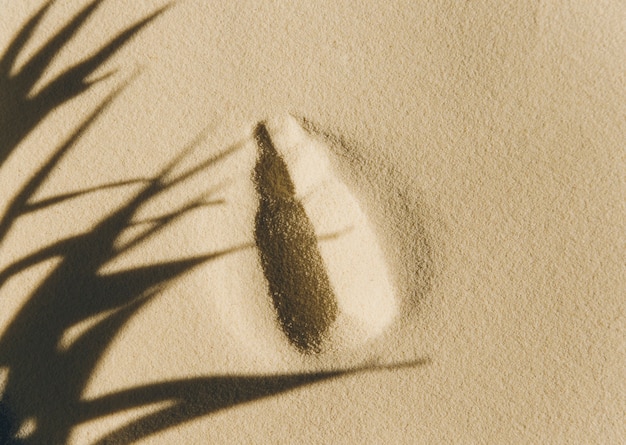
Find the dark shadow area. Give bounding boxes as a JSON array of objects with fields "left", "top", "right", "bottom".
[
  {"left": 253, "top": 123, "right": 338, "bottom": 354},
  {"left": 0, "top": 3, "right": 429, "bottom": 444}
]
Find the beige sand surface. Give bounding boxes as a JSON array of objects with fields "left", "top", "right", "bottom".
[{"left": 1, "top": 1, "right": 625, "bottom": 443}]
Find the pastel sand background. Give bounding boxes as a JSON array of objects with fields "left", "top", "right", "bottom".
[{"left": 1, "top": 1, "right": 625, "bottom": 443}]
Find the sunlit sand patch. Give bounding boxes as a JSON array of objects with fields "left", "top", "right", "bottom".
[
  {"left": 253, "top": 115, "right": 397, "bottom": 354},
  {"left": 57, "top": 307, "right": 125, "bottom": 352},
  {"left": 14, "top": 416, "right": 37, "bottom": 440},
  {"left": 0, "top": 367, "right": 8, "bottom": 396}
]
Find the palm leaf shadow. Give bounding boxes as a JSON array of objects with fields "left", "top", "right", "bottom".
[
  {"left": 83, "top": 358, "right": 430, "bottom": 444},
  {"left": 0, "top": 99, "right": 250, "bottom": 443},
  {"left": 0, "top": 76, "right": 250, "bottom": 440},
  {"left": 0, "top": 0, "right": 171, "bottom": 169},
  {"left": 0, "top": 2, "right": 430, "bottom": 443},
  {"left": 0, "top": 105, "right": 428, "bottom": 444}
]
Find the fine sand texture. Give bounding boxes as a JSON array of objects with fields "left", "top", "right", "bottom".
[{"left": 1, "top": 1, "right": 625, "bottom": 443}]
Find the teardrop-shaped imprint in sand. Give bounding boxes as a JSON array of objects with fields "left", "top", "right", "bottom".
[{"left": 253, "top": 115, "right": 397, "bottom": 354}]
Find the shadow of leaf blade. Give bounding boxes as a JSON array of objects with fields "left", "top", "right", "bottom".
[
  {"left": 115, "top": 197, "right": 225, "bottom": 255},
  {"left": 2, "top": 290, "right": 167, "bottom": 444},
  {"left": 86, "top": 250, "right": 245, "bottom": 320},
  {"left": 0, "top": 237, "right": 80, "bottom": 293},
  {"left": 22, "top": 178, "right": 150, "bottom": 213},
  {"left": 0, "top": 84, "right": 126, "bottom": 249},
  {"left": 0, "top": 122, "right": 245, "bottom": 444},
  {"left": 33, "top": 4, "right": 173, "bottom": 111},
  {"left": 12, "top": 0, "right": 106, "bottom": 92},
  {"left": 83, "top": 359, "right": 429, "bottom": 444},
  {"left": 0, "top": 1, "right": 171, "bottom": 170},
  {"left": 0, "top": 1, "right": 53, "bottom": 77}
]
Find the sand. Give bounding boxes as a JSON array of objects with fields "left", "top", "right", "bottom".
[{"left": 0, "top": 0, "right": 625, "bottom": 443}]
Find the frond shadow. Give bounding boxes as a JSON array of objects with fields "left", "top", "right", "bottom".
[
  {"left": 84, "top": 358, "right": 430, "bottom": 444},
  {"left": 0, "top": 0, "right": 171, "bottom": 169},
  {"left": 0, "top": 97, "right": 253, "bottom": 442},
  {"left": 0, "top": 3, "right": 430, "bottom": 444}
]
